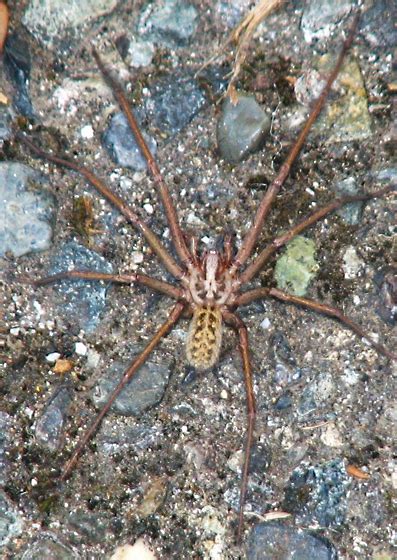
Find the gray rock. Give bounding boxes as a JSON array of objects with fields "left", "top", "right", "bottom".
[
  {"left": 247, "top": 522, "right": 337, "bottom": 559},
  {"left": 217, "top": 93, "right": 271, "bottom": 163},
  {"left": 360, "top": 0, "right": 397, "bottom": 48},
  {"left": 98, "top": 423, "right": 162, "bottom": 453},
  {"left": 92, "top": 358, "right": 172, "bottom": 416},
  {"left": 332, "top": 176, "right": 364, "bottom": 225},
  {"left": 22, "top": 0, "right": 118, "bottom": 48},
  {"left": 126, "top": 39, "right": 155, "bottom": 68},
  {"left": 146, "top": 75, "right": 206, "bottom": 136},
  {"left": 0, "top": 413, "right": 13, "bottom": 486},
  {"left": 103, "top": 112, "right": 157, "bottom": 171},
  {"left": 301, "top": 0, "right": 353, "bottom": 43},
  {"left": 68, "top": 510, "right": 110, "bottom": 544},
  {"left": 282, "top": 459, "right": 349, "bottom": 527},
  {"left": 48, "top": 241, "right": 113, "bottom": 333},
  {"left": 299, "top": 371, "right": 335, "bottom": 416},
  {"left": 34, "top": 387, "right": 72, "bottom": 451},
  {"left": 0, "top": 491, "right": 24, "bottom": 547},
  {"left": 0, "top": 106, "right": 12, "bottom": 142},
  {"left": 139, "top": 0, "right": 198, "bottom": 47},
  {"left": 0, "top": 162, "right": 56, "bottom": 258},
  {"left": 21, "top": 534, "right": 78, "bottom": 560},
  {"left": 373, "top": 167, "right": 397, "bottom": 185}
]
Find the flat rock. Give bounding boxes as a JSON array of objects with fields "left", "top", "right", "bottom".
[{"left": 0, "top": 162, "right": 55, "bottom": 258}]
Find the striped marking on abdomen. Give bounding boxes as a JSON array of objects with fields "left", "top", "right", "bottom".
[{"left": 186, "top": 306, "right": 222, "bottom": 371}]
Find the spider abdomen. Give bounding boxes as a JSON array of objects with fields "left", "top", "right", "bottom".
[{"left": 186, "top": 305, "right": 222, "bottom": 371}]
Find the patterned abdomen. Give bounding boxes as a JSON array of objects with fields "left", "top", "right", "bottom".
[{"left": 186, "top": 306, "right": 222, "bottom": 371}]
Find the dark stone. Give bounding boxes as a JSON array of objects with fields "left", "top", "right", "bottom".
[
  {"left": 92, "top": 358, "right": 172, "bottom": 416},
  {"left": 103, "top": 112, "right": 157, "bottom": 171},
  {"left": 146, "top": 75, "right": 206, "bottom": 136},
  {"left": 217, "top": 93, "right": 271, "bottom": 163},
  {"left": 4, "top": 33, "right": 34, "bottom": 118},
  {"left": 34, "top": 386, "right": 72, "bottom": 451},
  {"left": 282, "top": 459, "right": 349, "bottom": 527}
]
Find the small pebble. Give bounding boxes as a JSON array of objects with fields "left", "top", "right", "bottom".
[
  {"left": 143, "top": 203, "right": 154, "bottom": 215},
  {"left": 342, "top": 246, "right": 364, "bottom": 279},
  {"left": 217, "top": 92, "right": 270, "bottom": 163},
  {"left": 110, "top": 539, "right": 157, "bottom": 560},
  {"left": 332, "top": 176, "right": 364, "bottom": 225},
  {"left": 34, "top": 387, "right": 71, "bottom": 451},
  {"left": 126, "top": 39, "right": 155, "bottom": 68},
  {"left": 260, "top": 317, "right": 271, "bottom": 330},
  {"left": 80, "top": 124, "right": 94, "bottom": 139},
  {"left": 0, "top": 490, "right": 24, "bottom": 547},
  {"left": 75, "top": 342, "right": 87, "bottom": 356},
  {"left": 45, "top": 352, "right": 61, "bottom": 363},
  {"left": 103, "top": 112, "right": 157, "bottom": 171},
  {"left": 139, "top": 0, "right": 198, "bottom": 47},
  {"left": 301, "top": 0, "right": 353, "bottom": 43}
]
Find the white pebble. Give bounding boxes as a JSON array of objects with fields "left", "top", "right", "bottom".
[
  {"left": 131, "top": 251, "right": 144, "bottom": 265},
  {"left": 110, "top": 539, "right": 157, "bottom": 560},
  {"left": 81, "top": 124, "right": 94, "bottom": 139},
  {"left": 75, "top": 342, "right": 87, "bottom": 356},
  {"left": 143, "top": 203, "right": 154, "bottom": 215},
  {"left": 46, "top": 352, "right": 61, "bottom": 363},
  {"left": 10, "top": 327, "right": 20, "bottom": 336},
  {"left": 260, "top": 317, "right": 271, "bottom": 329}
]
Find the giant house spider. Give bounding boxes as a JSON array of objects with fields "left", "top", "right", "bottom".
[{"left": 17, "top": 12, "right": 395, "bottom": 541}]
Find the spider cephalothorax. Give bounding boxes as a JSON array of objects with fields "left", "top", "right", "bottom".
[{"left": 18, "top": 12, "right": 395, "bottom": 541}]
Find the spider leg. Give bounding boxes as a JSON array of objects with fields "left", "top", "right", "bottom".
[
  {"left": 234, "top": 287, "right": 395, "bottom": 360},
  {"left": 222, "top": 310, "right": 256, "bottom": 542},
  {"left": 93, "top": 49, "right": 193, "bottom": 270},
  {"left": 239, "top": 185, "right": 395, "bottom": 285},
  {"left": 30, "top": 270, "right": 183, "bottom": 300},
  {"left": 230, "top": 12, "right": 360, "bottom": 274},
  {"left": 61, "top": 301, "right": 186, "bottom": 480},
  {"left": 17, "top": 133, "right": 184, "bottom": 280}
]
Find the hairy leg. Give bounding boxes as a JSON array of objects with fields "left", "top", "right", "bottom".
[
  {"left": 238, "top": 185, "right": 395, "bottom": 285},
  {"left": 31, "top": 270, "right": 183, "bottom": 300},
  {"left": 93, "top": 49, "right": 193, "bottom": 270},
  {"left": 234, "top": 287, "right": 395, "bottom": 360},
  {"left": 223, "top": 310, "right": 256, "bottom": 541},
  {"left": 17, "top": 133, "right": 184, "bottom": 280},
  {"left": 61, "top": 301, "right": 186, "bottom": 479},
  {"left": 230, "top": 12, "right": 360, "bottom": 273}
]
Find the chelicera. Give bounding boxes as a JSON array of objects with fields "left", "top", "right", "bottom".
[{"left": 18, "top": 13, "right": 395, "bottom": 540}]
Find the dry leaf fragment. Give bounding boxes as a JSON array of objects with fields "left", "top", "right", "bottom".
[
  {"left": 53, "top": 358, "right": 73, "bottom": 374},
  {"left": 0, "top": 1, "right": 9, "bottom": 53},
  {"left": 346, "top": 464, "right": 370, "bottom": 480}
]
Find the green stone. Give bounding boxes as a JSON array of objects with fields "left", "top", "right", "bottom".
[{"left": 274, "top": 236, "right": 319, "bottom": 296}]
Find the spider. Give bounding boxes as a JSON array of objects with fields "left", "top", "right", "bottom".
[{"left": 18, "top": 13, "right": 395, "bottom": 541}]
